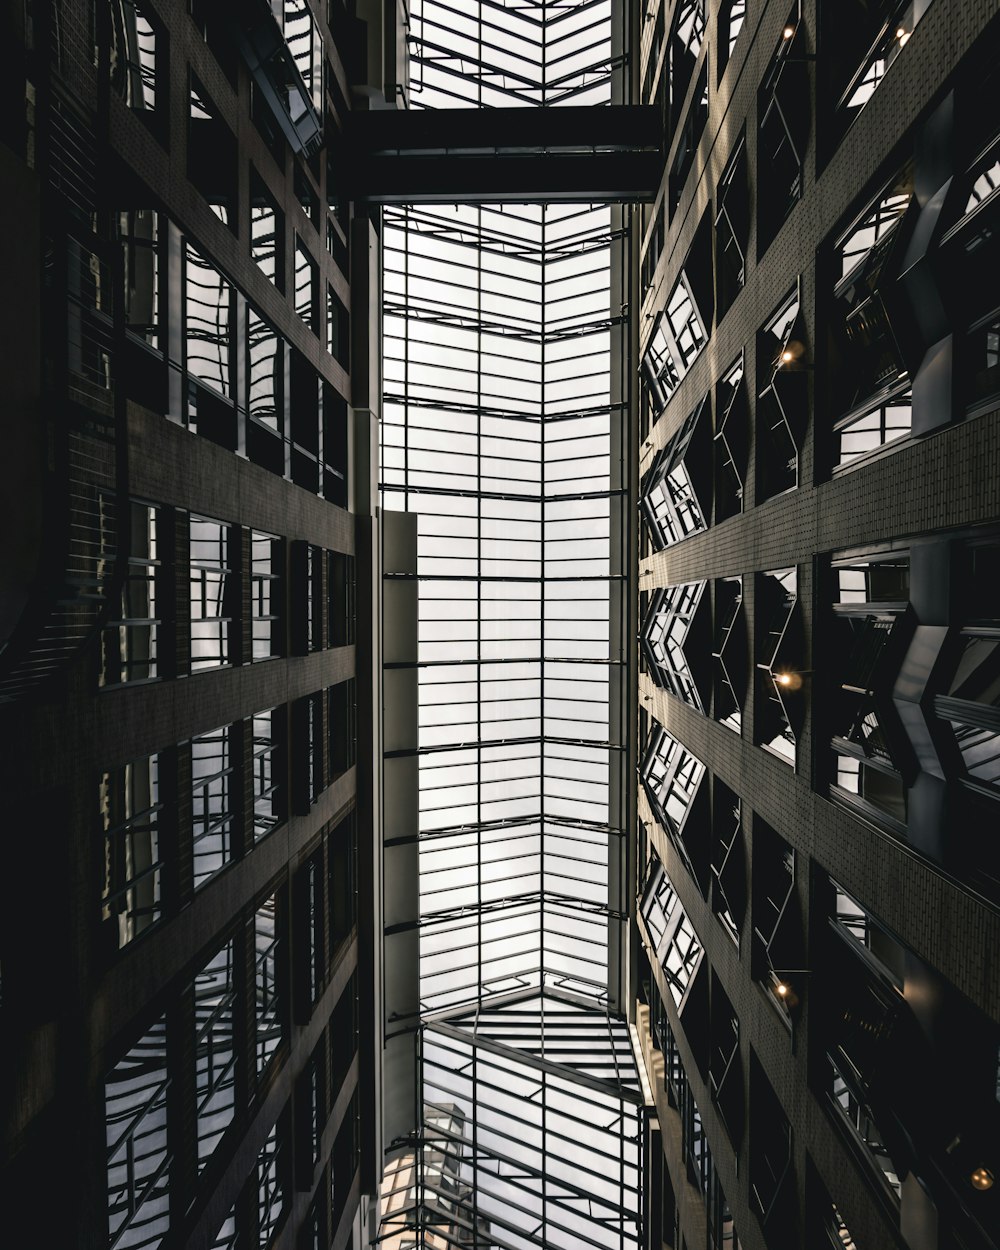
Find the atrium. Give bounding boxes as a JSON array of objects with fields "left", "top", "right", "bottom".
[{"left": 0, "top": 3, "right": 998, "bottom": 1250}]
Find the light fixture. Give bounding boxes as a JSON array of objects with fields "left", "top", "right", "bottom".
[
  {"left": 780, "top": 349, "right": 794, "bottom": 363},
  {"left": 971, "top": 1167, "right": 995, "bottom": 1192},
  {"left": 782, "top": 24, "right": 795, "bottom": 39},
  {"left": 775, "top": 981, "right": 790, "bottom": 997},
  {"left": 774, "top": 670, "right": 810, "bottom": 691},
  {"left": 896, "top": 27, "right": 911, "bottom": 45}
]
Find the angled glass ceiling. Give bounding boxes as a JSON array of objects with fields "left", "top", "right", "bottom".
[{"left": 379, "top": 2, "right": 639, "bottom": 1245}]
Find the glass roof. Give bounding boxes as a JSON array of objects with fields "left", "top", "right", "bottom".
[{"left": 378, "top": 3, "right": 639, "bottom": 1245}]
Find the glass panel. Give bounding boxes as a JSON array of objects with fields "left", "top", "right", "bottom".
[
  {"left": 186, "top": 245, "right": 231, "bottom": 396},
  {"left": 256, "top": 894, "right": 281, "bottom": 1074},
  {"left": 194, "top": 942, "right": 237, "bottom": 1168},
  {"left": 190, "top": 516, "right": 233, "bottom": 671},
  {"left": 191, "top": 725, "right": 233, "bottom": 887},
  {"left": 101, "top": 755, "right": 162, "bottom": 948},
  {"left": 106, "top": 1017, "right": 170, "bottom": 1250},
  {"left": 101, "top": 502, "right": 159, "bottom": 686}
]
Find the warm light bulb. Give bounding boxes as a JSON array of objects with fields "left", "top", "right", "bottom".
[
  {"left": 896, "top": 27, "right": 910, "bottom": 45},
  {"left": 780, "top": 349, "right": 794, "bottom": 363},
  {"left": 782, "top": 24, "right": 795, "bottom": 39},
  {"left": 971, "top": 1167, "right": 995, "bottom": 1192},
  {"left": 776, "top": 673, "right": 792, "bottom": 686},
  {"left": 775, "top": 982, "right": 789, "bottom": 997}
]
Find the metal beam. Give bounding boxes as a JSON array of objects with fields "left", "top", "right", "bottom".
[{"left": 347, "top": 105, "right": 664, "bottom": 203}]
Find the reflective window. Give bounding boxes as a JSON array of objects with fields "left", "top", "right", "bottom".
[
  {"left": 639, "top": 854, "right": 703, "bottom": 1010},
  {"left": 190, "top": 516, "right": 234, "bottom": 671},
  {"left": 194, "top": 942, "right": 237, "bottom": 1168},
  {"left": 828, "top": 1, "right": 920, "bottom": 135},
  {"left": 252, "top": 708, "right": 282, "bottom": 839},
  {"left": 941, "top": 631, "right": 1000, "bottom": 793},
  {"left": 641, "top": 723, "right": 706, "bottom": 840},
  {"left": 247, "top": 311, "right": 282, "bottom": 432},
  {"left": 258, "top": 1122, "right": 284, "bottom": 1246},
  {"left": 250, "top": 168, "right": 282, "bottom": 288},
  {"left": 186, "top": 245, "right": 231, "bottom": 397},
  {"left": 295, "top": 239, "right": 317, "bottom": 330},
  {"left": 641, "top": 582, "right": 708, "bottom": 709},
  {"left": 830, "top": 553, "right": 910, "bottom": 823},
  {"left": 829, "top": 1058, "right": 901, "bottom": 1201},
  {"left": 101, "top": 502, "right": 160, "bottom": 687},
  {"left": 640, "top": 399, "right": 710, "bottom": 550},
  {"left": 100, "top": 755, "right": 162, "bottom": 948},
  {"left": 191, "top": 725, "right": 234, "bottom": 887},
  {"left": 109, "top": 0, "right": 157, "bottom": 112},
  {"left": 105, "top": 1017, "right": 170, "bottom": 1249},
  {"left": 756, "top": 567, "right": 800, "bottom": 764},
  {"left": 256, "top": 894, "right": 282, "bottom": 1074},
  {"left": 831, "top": 170, "right": 913, "bottom": 440},
  {"left": 278, "top": 0, "right": 323, "bottom": 114},
  {"left": 252, "top": 532, "right": 282, "bottom": 660}
]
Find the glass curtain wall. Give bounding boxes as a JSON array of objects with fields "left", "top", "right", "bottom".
[{"left": 380, "top": 2, "right": 640, "bottom": 1246}]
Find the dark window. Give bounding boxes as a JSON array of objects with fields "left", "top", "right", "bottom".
[
  {"left": 750, "top": 819, "right": 801, "bottom": 1023},
  {"left": 670, "top": 67, "right": 708, "bottom": 211},
  {"left": 709, "top": 977, "right": 742, "bottom": 1145},
  {"left": 755, "top": 567, "right": 801, "bottom": 764},
  {"left": 713, "top": 355, "right": 747, "bottom": 521},
  {"left": 256, "top": 893, "right": 282, "bottom": 1074},
  {"left": 711, "top": 779, "right": 745, "bottom": 947},
  {"left": 119, "top": 209, "right": 160, "bottom": 348},
  {"left": 250, "top": 168, "right": 283, "bottom": 289},
  {"left": 824, "top": 0, "right": 923, "bottom": 141},
  {"left": 328, "top": 679, "right": 357, "bottom": 780},
  {"left": 330, "top": 811, "right": 357, "bottom": 954},
  {"left": 100, "top": 754, "right": 163, "bottom": 948},
  {"left": 328, "top": 552, "right": 356, "bottom": 647},
  {"left": 757, "top": 14, "right": 809, "bottom": 255},
  {"left": 750, "top": 1060, "right": 795, "bottom": 1235},
  {"left": 328, "top": 285, "right": 350, "bottom": 367},
  {"left": 101, "top": 501, "right": 160, "bottom": 687},
  {"left": 715, "top": 141, "right": 748, "bottom": 320},
  {"left": 756, "top": 290, "right": 806, "bottom": 502},
  {"left": 188, "top": 75, "right": 236, "bottom": 229},
  {"left": 713, "top": 575, "right": 746, "bottom": 734},
  {"left": 829, "top": 552, "right": 911, "bottom": 827}
]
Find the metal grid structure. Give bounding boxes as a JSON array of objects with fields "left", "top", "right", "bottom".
[{"left": 379, "top": 2, "right": 641, "bottom": 1245}]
